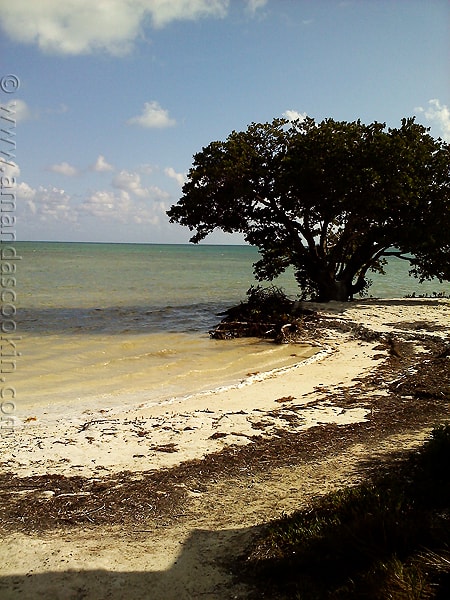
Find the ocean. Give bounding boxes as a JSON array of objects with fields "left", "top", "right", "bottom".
[{"left": 6, "top": 242, "right": 449, "bottom": 415}]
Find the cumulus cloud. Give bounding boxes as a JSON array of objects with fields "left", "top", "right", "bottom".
[
  {"left": 164, "top": 166, "right": 186, "bottom": 187},
  {"left": 10, "top": 177, "right": 37, "bottom": 215},
  {"left": 16, "top": 185, "right": 77, "bottom": 223},
  {"left": 37, "top": 187, "right": 76, "bottom": 222},
  {"left": 282, "top": 109, "right": 308, "bottom": 122},
  {"left": 127, "top": 101, "right": 176, "bottom": 129},
  {"left": 112, "top": 169, "right": 171, "bottom": 202},
  {"left": 2, "top": 99, "right": 32, "bottom": 123},
  {"left": 91, "top": 155, "right": 114, "bottom": 172},
  {"left": 0, "top": 0, "right": 231, "bottom": 55},
  {"left": 1, "top": 100, "right": 68, "bottom": 127},
  {"left": 132, "top": 209, "right": 160, "bottom": 226},
  {"left": 0, "top": 1, "right": 267, "bottom": 56},
  {"left": 147, "top": 0, "right": 228, "bottom": 28},
  {"left": 81, "top": 190, "right": 132, "bottom": 222},
  {"left": 0, "top": 1, "right": 144, "bottom": 56},
  {"left": 113, "top": 170, "right": 150, "bottom": 197},
  {"left": 80, "top": 189, "right": 165, "bottom": 226},
  {"left": 0, "top": 162, "right": 36, "bottom": 215},
  {"left": 12, "top": 155, "right": 173, "bottom": 236},
  {"left": 15, "top": 179, "right": 167, "bottom": 228},
  {"left": 48, "top": 162, "right": 78, "bottom": 177},
  {"left": 17, "top": 181, "right": 36, "bottom": 200},
  {"left": 148, "top": 186, "right": 171, "bottom": 202},
  {"left": 416, "top": 99, "right": 450, "bottom": 142},
  {"left": 0, "top": 161, "right": 20, "bottom": 180}
]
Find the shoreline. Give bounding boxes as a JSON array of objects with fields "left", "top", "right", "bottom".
[
  {"left": 8, "top": 330, "right": 317, "bottom": 416},
  {"left": 0, "top": 342, "right": 365, "bottom": 478},
  {"left": 9, "top": 341, "right": 322, "bottom": 422},
  {"left": 1, "top": 298, "right": 448, "bottom": 480},
  {"left": 0, "top": 297, "right": 449, "bottom": 599}
]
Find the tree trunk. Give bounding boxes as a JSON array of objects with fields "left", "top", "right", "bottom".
[{"left": 316, "top": 274, "right": 352, "bottom": 302}]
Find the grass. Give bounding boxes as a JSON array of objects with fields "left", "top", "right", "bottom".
[{"left": 242, "top": 424, "right": 450, "bottom": 599}]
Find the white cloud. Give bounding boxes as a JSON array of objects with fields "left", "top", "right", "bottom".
[
  {"left": 12, "top": 161, "right": 171, "bottom": 234},
  {"left": 91, "top": 155, "right": 114, "bottom": 172},
  {"left": 80, "top": 189, "right": 165, "bottom": 226},
  {"left": 0, "top": 0, "right": 231, "bottom": 56},
  {"left": 136, "top": 163, "right": 155, "bottom": 175},
  {"left": 17, "top": 185, "right": 77, "bottom": 223},
  {"left": 48, "top": 161, "right": 78, "bottom": 177},
  {"left": 17, "top": 181, "right": 35, "bottom": 198},
  {"left": 148, "top": 186, "right": 170, "bottom": 202},
  {"left": 12, "top": 178, "right": 37, "bottom": 215},
  {"left": 131, "top": 199, "right": 166, "bottom": 225},
  {"left": 48, "top": 103, "right": 69, "bottom": 115},
  {"left": 1, "top": 100, "right": 69, "bottom": 128},
  {"left": 0, "top": 161, "right": 20, "bottom": 179},
  {"left": 3, "top": 99, "right": 32, "bottom": 123},
  {"left": 112, "top": 169, "right": 171, "bottom": 202},
  {"left": 81, "top": 190, "right": 132, "bottom": 222},
  {"left": 282, "top": 109, "right": 308, "bottom": 122},
  {"left": 127, "top": 101, "right": 176, "bottom": 129},
  {"left": 164, "top": 166, "right": 186, "bottom": 187},
  {"left": 132, "top": 211, "right": 160, "bottom": 226},
  {"left": 246, "top": 0, "right": 268, "bottom": 15},
  {"left": 39, "top": 187, "right": 76, "bottom": 222},
  {"left": 147, "top": 0, "right": 228, "bottom": 28},
  {"left": 113, "top": 170, "right": 150, "bottom": 197},
  {"left": 0, "top": 1, "right": 143, "bottom": 56},
  {"left": 416, "top": 99, "right": 450, "bottom": 142}
]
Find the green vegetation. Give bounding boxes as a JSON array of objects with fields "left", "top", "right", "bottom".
[
  {"left": 167, "top": 117, "right": 450, "bottom": 301},
  {"left": 242, "top": 425, "right": 450, "bottom": 598}
]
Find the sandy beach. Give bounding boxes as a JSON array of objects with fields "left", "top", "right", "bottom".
[{"left": 1, "top": 298, "right": 449, "bottom": 599}]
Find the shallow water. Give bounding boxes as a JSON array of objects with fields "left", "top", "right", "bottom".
[{"left": 7, "top": 242, "right": 448, "bottom": 413}]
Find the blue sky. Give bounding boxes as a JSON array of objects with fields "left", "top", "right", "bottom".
[{"left": 1, "top": 0, "right": 449, "bottom": 244}]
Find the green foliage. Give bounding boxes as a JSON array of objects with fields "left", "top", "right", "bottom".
[
  {"left": 243, "top": 425, "right": 450, "bottom": 598},
  {"left": 167, "top": 117, "right": 450, "bottom": 301}
]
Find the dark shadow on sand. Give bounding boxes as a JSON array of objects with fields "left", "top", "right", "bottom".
[{"left": 0, "top": 526, "right": 256, "bottom": 600}]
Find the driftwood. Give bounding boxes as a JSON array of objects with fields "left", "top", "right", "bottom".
[
  {"left": 210, "top": 321, "right": 276, "bottom": 340},
  {"left": 209, "top": 286, "right": 319, "bottom": 343},
  {"left": 209, "top": 319, "right": 307, "bottom": 343}
]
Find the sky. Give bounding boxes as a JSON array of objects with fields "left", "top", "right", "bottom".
[{"left": 0, "top": 0, "right": 449, "bottom": 244}]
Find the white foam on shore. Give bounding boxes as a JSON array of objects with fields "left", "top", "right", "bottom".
[
  {"left": 14, "top": 342, "right": 325, "bottom": 424},
  {"left": 147, "top": 345, "right": 333, "bottom": 409}
]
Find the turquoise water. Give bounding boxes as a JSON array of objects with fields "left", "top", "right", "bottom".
[
  {"left": 16, "top": 243, "right": 268, "bottom": 331},
  {"left": 7, "top": 242, "right": 449, "bottom": 413}
]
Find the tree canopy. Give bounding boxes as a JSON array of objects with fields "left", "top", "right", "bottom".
[{"left": 167, "top": 117, "right": 450, "bottom": 301}]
